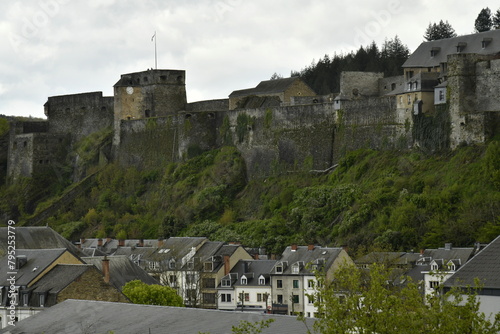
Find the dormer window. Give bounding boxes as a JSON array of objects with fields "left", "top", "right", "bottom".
[
  {"left": 482, "top": 38, "right": 492, "bottom": 49},
  {"left": 292, "top": 264, "right": 300, "bottom": 274},
  {"left": 431, "top": 263, "right": 439, "bottom": 271},
  {"left": 258, "top": 275, "right": 265, "bottom": 285},
  {"left": 448, "top": 263, "right": 456, "bottom": 271},
  {"left": 276, "top": 265, "right": 283, "bottom": 274},
  {"left": 204, "top": 262, "right": 213, "bottom": 271},
  {"left": 456, "top": 42, "right": 467, "bottom": 53},
  {"left": 241, "top": 276, "right": 247, "bottom": 285},
  {"left": 39, "top": 294, "right": 45, "bottom": 307},
  {"left": 222, "top": 279, "right": 231, "bottom": 287},
  {"left": 168, "top": 259, "right": 176, "bottom": 269},
  {"left": 430, "top": 47, "right": 440, "bottom": 57}
]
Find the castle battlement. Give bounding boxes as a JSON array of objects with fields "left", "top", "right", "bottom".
[{"left": 5, "top": 32, "right": 500, "bottom": 183}]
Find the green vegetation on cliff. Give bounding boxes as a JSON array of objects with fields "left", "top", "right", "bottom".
[{"left": 1, "top": 140, "right": 499, "bottom": 254}]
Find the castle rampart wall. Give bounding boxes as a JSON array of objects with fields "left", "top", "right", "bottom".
[
  {"left": 45, "top": 92, "right": 113, "bottom": 143},
  {"left": 333, "top": 96, "right": 410, "bottom": 155},
  {"left": 223, "top": 104, "right": 337, "bottom": 178},
  {"left": 447, "top": 54, "right": 499, "bottom": 148},
  {"left": 186, "top": 99, "right": 229, "bottom": 112},
  {"left": 115, "top": 111, "right": 216, "bottom": 169}
]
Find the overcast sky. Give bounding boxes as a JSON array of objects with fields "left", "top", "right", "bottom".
[{"left": 1, "top": 0, "right": 498, "bottom": 118}]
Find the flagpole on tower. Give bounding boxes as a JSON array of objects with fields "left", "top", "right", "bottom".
[{"left": 152, "top": 31, "right": 157, "bottom": 69}]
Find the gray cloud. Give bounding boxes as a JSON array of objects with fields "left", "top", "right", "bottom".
[{"left": 1, "top": 0, "right": 498, "bottom": 118}]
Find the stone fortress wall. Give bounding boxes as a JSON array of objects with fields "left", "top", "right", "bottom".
[{"left": 5, "top": 53, "right": 500, "bottom": 182}]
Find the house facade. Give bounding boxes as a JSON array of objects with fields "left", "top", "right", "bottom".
[
  {"left": 270, "top": 244, "right": 353, "bottom": 317},
  {"left": 218, "top": 259, "right": 276, "bottom": 312},
  {"left": 0, "top": 249, "right": 83, "bottom": 328},
  {"left": 444, "top": 235, "right": 500, "bottom": 322}
]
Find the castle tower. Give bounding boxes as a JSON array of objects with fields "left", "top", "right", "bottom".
[{"left": 112, "top": 69, "right": 187, "bottom": 147}]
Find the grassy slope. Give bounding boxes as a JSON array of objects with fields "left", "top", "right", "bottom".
[{"left": 1, "top": 140, "right": 499, "bottom": 255}]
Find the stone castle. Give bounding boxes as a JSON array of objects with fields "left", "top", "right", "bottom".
[{"left": 4, "top": 30, "right": 500, "bottom": 183}]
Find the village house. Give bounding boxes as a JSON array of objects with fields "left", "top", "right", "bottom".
[
  {"left": 228, "top": 76, "right": 317, "bottom": 110},
  {"left": 271, "top": 244, "right": 353, "bottom": 317},
  {"left": 217, "top": 259, "right": 276, "bottom": 312},
  {"left": 396, "top": 30, "right": 500, "bottom": 116},
  {"left": 444, "top": 235, "right": 500, "bottom": 321},
  {"left": 82, "top": 255, "right": 159, "bottom": 290},
  {"left": 0, "top": 248, "right": 83, "bottom": 328}
]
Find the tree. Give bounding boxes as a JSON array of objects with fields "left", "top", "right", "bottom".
[
  {"left": 424, "top": 20, "right": 457, "bottom": 41},
  {"left": 493, "top": 8, "right": 500, "bottom": 29},
  {"left": 475, "top": 7, "right": 492, "bottom": 32},
  {"left": 381, "top": 35, "right": 410, "bottom": 76},
  {"left": 0, "top": 118, "right": 9, "bottom": 137},
  {"left": 122, "top": 280, "right": 184, "bottom": 307},
  {"left": 313, "top": 263, "right": 500, "bottom": 333},
  {"left": 269, "top": 72, "right": 283, "bottom": 80}
]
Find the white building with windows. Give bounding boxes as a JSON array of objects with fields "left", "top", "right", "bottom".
[
  {"left": 270, "top": 244, "right": 353, "bottom": 317},
  {"left": 218, "top": 260, "right": 276, "bottom": 312}
]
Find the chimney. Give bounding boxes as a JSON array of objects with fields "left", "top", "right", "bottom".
[
  {"left": 158, "top": 237, "right": 164, "bottom": 248},
  {"left": 308, "top": 244, "right": 315, "bottom": 251},
  {"left": 97, "top": 238, "right": 103, "bottom": 247},
  {"left": 118, "top": 239, "right": 125, "bottom": 247},
  {"left": 224, "top": 255, "right": 230, "bottom": 276},
  {"left": 102, "top": 256, "right": 110, "bottom": 284},
  {"left": 138, "top": 238, "right": 144, "bottom": 247},
  {"left": 80, "top": 238, "right": 86, "bottom": 245},
  {"left": 445, "top": 243, "right": 452, "bottom": 250},
  {"left": 291, "top": 244, "right": 297, "bottom": 252},
  {"left": 420, "top": 249, "right": 425, "bottom": 256},
  {"left": 15, "top": 255, "right": 28, "bottom": 269}
]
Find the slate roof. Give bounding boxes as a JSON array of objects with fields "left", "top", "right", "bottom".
[
  {"left": 0, "top": 227, "right": 83, "bottom": 256},
  {"left": 404, "top": 245, "right": 475, "bottom": 283},
  {"left": 235, "top": 95, "right": 282, "bottom": 109},
  {"left": 30, "top": 264, "right": 94, "bottom": 294},
  {"left": 160, "top": 237, "right": 208, "bottom": 260},
  {"left": 403, "top": 30, "right": 500, "bottom": 68},
  {"left": 82, "top": 255, "right": 158, "bottom": 289},
  {"left": 80, "top": 238, "right": 160, "bottom": 255},
  {"left": 0, "top": 249, "right": 72, "bottom": 287},
  {"left": 276, "top": 246, "right": 344, "bottom": 275},
  {"left": 0, "top": 299, "right": 315, "bottom": 334},
  {"left": 223, "top": 260, "right": 277, "bottom": 288},
  {"left": 355, "top": 252, "right": 423, "bottom": 268},
  {"left": 229, "top": 77, "right": 302, "bottom": 98},
  {"left": 444, "top": 235, "right": 500, "bottom": 290}
]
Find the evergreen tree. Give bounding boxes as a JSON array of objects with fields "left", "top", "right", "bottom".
[
  {"left": 313, "top": 263, "right": 500, "bottom": 334},
  {"left": 475, "top": 7, "right": 493, "bottom": 32},
  {"left": 424, "top": 20, "right": 457, "bottom": 41},
  {"left": 493, "top": 8, "right": 500, "bottom": 29}
]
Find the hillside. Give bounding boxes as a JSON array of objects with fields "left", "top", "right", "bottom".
[{"left": 1, "top": 137, "right": 499, "bottom": 255}]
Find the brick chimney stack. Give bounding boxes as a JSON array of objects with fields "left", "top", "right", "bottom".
[
  {"left": 291, "top": 244, "right": 298, "bottom": 251},
  {"left": 308, "top": 244, "right": 315, "bottom": 251},
  {"left": 97, "top": 238, "right": 103, "bottom": 247},
  {"left": 118, "top": 239, "right": 125, "bottom": 247},
  {"left": 224, "top": 255, "right": 230, "bottom": 276},
  {"left": 102, "top": 256, "right": 110, "bottom": 284}
]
